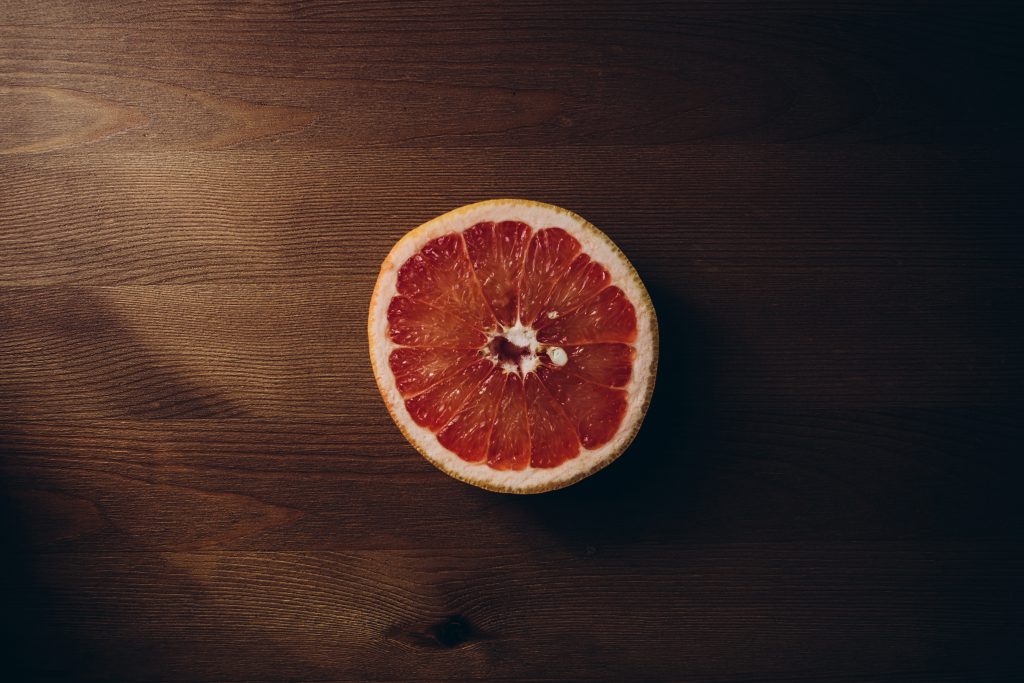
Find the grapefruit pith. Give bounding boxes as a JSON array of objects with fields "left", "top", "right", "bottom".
[{"left": 369, "top": 199, "right": 658, "bottom": 493}]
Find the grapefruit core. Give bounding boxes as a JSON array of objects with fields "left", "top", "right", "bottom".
[{"left": 368, "top": 199, "right": 658, "bottom": 493}]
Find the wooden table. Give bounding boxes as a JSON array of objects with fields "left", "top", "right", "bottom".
[{"left": 2, "top": 2, "right": 1020, "bottom": 681}]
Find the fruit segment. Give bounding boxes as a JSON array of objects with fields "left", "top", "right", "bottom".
[
  {"left": 389, "top": 347, "right": 482, "bottom": 396},
  {"left": 437, "top": 367, "right": 506, "bottom": 462},
  {"left": 537, "top": 365, "right": 628, "bottom": 449},
  {"left": 525, "top": 374, "right": 581, "bottom": 468},
  {"left": 405, "top": 360, "right": 492, "bottom": 430},
  {"left": 487, "top": 373, "right": 531, "bottom": 470},
  {"left": 518, "top": 228, "right": 581, "bottom": 326},
  {"left": 387, "top": 296, "right": 487, "bottom": 347},
  {"left": 463, "top": 220, "right": 531, "bottom": 327},
  {"left": 537, "top": 286, "right": 637, "bottom": 345},
  {"left": 396, "top": 233, "right": 495, "bottom": 331},
  {"left": 555, "top": 344, "right": 635, "bottom": 388},
  {"left": 531, "top": 254, "right": 610, "bottom": 327}
]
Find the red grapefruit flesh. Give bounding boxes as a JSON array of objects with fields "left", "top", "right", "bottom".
[
  {"left": 436, "top": 366, "right": 506, "bottom": 463},
  {"left": 535, "top": 365, "right": 628, "bottom": 449},
  {"left": 487, "top": 373, "right": 531, "bottom": 471},
  {"left": 557, "top": 343, "right": 635, "bottom": 388},
  {"left": 386, "top": 296, "right": 485, "bottom": 348},
  {"left": 524, "top": 373, "right": 582, "bottom": 468},
  {"left": 536, "top": 286, "right": 639, "bottom": 345},
  {"left": 518, "top": 227, "right": 581, "bottom": 327},
  {"left": 463, "top": 220, "right": 531, "bottom": 327},
  {"left": 531, "top": 254, "right": 612, "bottom": 327},
  {"left": 369, "top": 200, "right": 658, "bottom": 493},
  {"left": 389, "top": 347, "right": 481, "bottom": 395},
  {"left": 404, "top": 360, "right": 492, "bottom": 430}
]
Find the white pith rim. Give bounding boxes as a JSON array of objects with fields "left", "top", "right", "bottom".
[{"left": 368, "top": 199, "right": 658, "bottom": 493}]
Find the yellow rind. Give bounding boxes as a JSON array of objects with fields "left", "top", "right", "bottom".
[{"left": 368, "top": 199, "right": 659, "bottom": 494}]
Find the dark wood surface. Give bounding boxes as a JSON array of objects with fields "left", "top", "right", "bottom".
[{"left": 2, "top": 2, "right": 1021, "bottom": 681}]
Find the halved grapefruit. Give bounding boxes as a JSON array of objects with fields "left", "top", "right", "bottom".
[{"left": 369, "top": 199, "right": 657, "bottom": 493}]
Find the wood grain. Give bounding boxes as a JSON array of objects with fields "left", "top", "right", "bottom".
[
  {"left": 0, "top": 409, "right": 1019, "bottom": 553},
  {"left": 2, "top": 148, "right": 1019, "bottom": 285},
  {"left": 5, "top": 545, "right": 1020, "bottom": 682},
  {"left": 0, "top": 279, "right": 1017, "bottom": 420},
  {"left": 0, "top": 5, "right": 1020, "bottom": 150},
  {"left": 1, "top": 1, "right": 1021, "bottom": 681}
]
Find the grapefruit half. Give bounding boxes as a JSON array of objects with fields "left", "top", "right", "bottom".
[{"left": 369, "top": 199, "right": 658, "bottom": 493}]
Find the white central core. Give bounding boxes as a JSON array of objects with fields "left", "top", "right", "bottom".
[
  {"left": 502, "top": 322, "right": 537, "bottom": 350},
  {"left": 496, "top": 322, "right": 537, "bottom": 374},
  {"left": 485, "top": 323, "right": 567, "bottom": 375}
]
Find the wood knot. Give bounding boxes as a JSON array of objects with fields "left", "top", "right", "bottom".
[
  {"left": 387, "top": 614, "right": 490, "bottom": 650},
  {"left": 429, "top": 615, "right": 473, "bottom": 648}
]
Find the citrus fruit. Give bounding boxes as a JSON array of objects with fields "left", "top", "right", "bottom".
[{"left": 368, "top": 199, "right": 658, "bottom": 493}]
